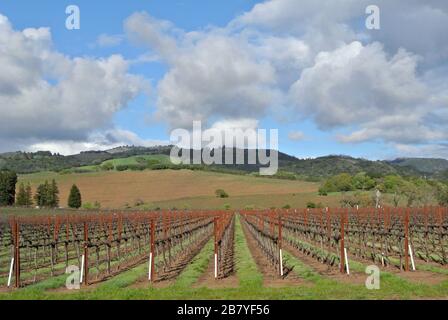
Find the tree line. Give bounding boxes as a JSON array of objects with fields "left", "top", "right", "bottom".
[
  {"left": 319, "top": 172, "right": 448, "bottom": 207},
  {"left": 0, "top": 170, "right": 82, "bottom": 209}
]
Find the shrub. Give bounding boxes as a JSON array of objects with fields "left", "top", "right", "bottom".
[
  {"left": 379, "top": 175, "right": 405, "bottom": 193},
  {"left": 147, "top": 159, "right": 161, "bottom": 167},
  {"left": 353, "top": 173, "right": 376, "bottom": 190},
  {"left": 150, "top": 164, "right": 170, "bottom": 170},
  {"left": 320, "top": 173, "right": 354, "bottom": 193},
  {"left": 306, "top": 202, "right": 317, "bottom": 209},
  {"left": 436, "top": 184, "right": 448, "bottom": 206},
  {"left": 127, "top": 164, "right": 146, "bottom": 171},
  {"left": 82, "top": 201, "right": 101, "bottom": 210},
  {"left": 68, "top": 184, "right": 82, "bottom": 209},
  {"left": 215, "top": 189, "right": 229, "bottom": 198},
  {"left": 116, "top": 165, "right": 129, "bottom": 171},
  {"left": 223, "top": 203, "right": 231, "bottom": 210},
  {"left": 282, "top": 204, "right": 291, "bottom": 209},
  {"left": 101, "top": 162, "right": 114, "bottom": 171}
]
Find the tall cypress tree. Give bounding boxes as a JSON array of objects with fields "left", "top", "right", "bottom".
[
  {"left": 50, "top": 179, "right": 59, "bottom": 208},
  {"left": 0, "top": 170, "right": 18, "bottom": 206},
  {"left": 25, "top": 183, "right": 33, "bottom": 207},
  {"left": 16, "top": 183, "right": 27, "bottom": 206},
  {"left": 34, "top": 183, "right": 46, "bottom": 207},
  {"left": 68, "top": 184, "right": 82, "bottom": 209}
]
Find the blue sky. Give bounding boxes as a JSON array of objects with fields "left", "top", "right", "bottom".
[{"left": 0, "top": 1, "right": 447, "bottom": 159}]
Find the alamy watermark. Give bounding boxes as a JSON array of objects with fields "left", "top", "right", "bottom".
[
  {"left": 365, "top": 5, "right": 380, "bottom": 30},
  {"left": 66, "top": 5, "right": 80, "bottom": 30},
  {"left": 169, "top": 121, "right": 279, "bottom": 176},
  {"left": 365, "top": 265, "right": 381, "bottom": 290},
  {"left": 65, "top": 265, "right": 80, "bottom": 290}
]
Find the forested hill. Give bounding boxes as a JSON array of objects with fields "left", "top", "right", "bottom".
[
  {"left": 0, "top": 146, "right": 172, "bottom": 173},
  {"left": 1, "top": 146, "right": 447, "bottom": 180},
  {"left": 387, "top": 158, "right": 448, "bottom": 175}
]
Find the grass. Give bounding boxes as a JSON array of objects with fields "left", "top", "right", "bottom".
[
  {"left": 102, "top": 155, "right": 171, "bottom": 168},
  {"left": 234, "top": 215, "right": 263, "bottom": 289},
  {"left": 173, "top": 239, "right": 214, "bottom": 289}
]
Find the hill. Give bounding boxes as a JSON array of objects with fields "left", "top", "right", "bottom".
[
  {"left": 1, "top": 146, "right": 446, "bottom": 179},
  {"left": 0, "top": 146, "right": 172, "bottom": 173},
  {"left": 387, "top": 158, "right": 448, "bottom": 174}
]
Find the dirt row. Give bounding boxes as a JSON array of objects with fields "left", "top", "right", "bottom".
[
  {"left": 284, "top": 239, "right": 448, "bottom": 286},
  {"left": 240, "top": 220, "right": 310, "bottom": 287}
]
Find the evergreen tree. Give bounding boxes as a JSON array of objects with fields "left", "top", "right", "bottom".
[
  {"left": 25, "top": 183, "right": 33, "bottom": 207},
  {"left": 0, "top": 170, "right": 18, "bottom": 206},
  {"left": 16, "top": 183, "right": 27, "bottom": 206},
  {"left": 43, "top": 180, "right": 51, "bottom": 206},
  {"left": 50, "top": 179, "right": 59, "bottom": 208},
  {"left": 34, "top": 183, "right": 46, "bottom": 207},
  {"left": 68, "top": 184, "right": 82, "bottom": 209}
]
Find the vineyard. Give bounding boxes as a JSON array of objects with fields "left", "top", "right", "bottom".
[{"left": 0, "top": 207, "right": 447, "bottom": 299}]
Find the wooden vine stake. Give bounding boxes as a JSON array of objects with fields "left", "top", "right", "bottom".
[
  {"left": 340, "top": 210, "right": 347, "bottom": 274},
  {"left": 14, "top": 219, "right": 20, "bottom": 288},
  {"left": 404, "top": 209, "right": 410, "bottom": 272}
]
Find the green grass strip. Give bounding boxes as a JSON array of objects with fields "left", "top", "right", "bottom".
[
  {"left": 234, "top": 215, "right": 263, "bottom": 289},
  {"left": 173, "top": 239, "right": 214, "bottom": 289}
]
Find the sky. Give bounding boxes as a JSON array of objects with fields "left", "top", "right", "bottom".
[{"left": 0, "top": 0, "right": 447, "bottom": 160}]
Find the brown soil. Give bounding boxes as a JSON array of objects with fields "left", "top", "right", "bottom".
[
  {"left": 321, "top": 249, "right": 448, "bottom": 286},
  {"left": 129, "top": 233, "right": 212, "bottom": 288},
  {"left": 241, "top": 221, "right": 311, "bottom": 288},
  {"left": 193, "top": 255, "right": 239, "bottom": 289},
  {"left": 19, "top": 170, "right": 318, "bottom": 209},
  {"left": 391, "top": 270, "right": 447, "bottom": 285},
  {"left": 283, "top": 242, "right": 367, "bottom": 285}
]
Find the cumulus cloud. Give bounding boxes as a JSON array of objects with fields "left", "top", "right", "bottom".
[
  {"left": 123, "top": 3, "right": 447, "bottom": 155},
  {"left": 26, "top": 129, "right": 168, "bottom": 155},
  {"left": 288, "top": 131, "right": 305, "bottom": 141},
  {"left": 96, "top": 33, "right": 124, "bottom": 47},
  {"left": 289, "top": 41, "right": 448, "bottom": 144},
  {"left": 0, "top": 14, "right": 148, "bottom": 151},
  {"left": 237, "top": 0, "right": 448, "bottom": 63},
  {"left": 125, "top": 12, "right": 277, "bottom": 130},
  {"left": 394, "top": 143, "right": 448, "bottom": 159},
  {"left": 3, "top": 0, "right": 448, "bottom": 158}
]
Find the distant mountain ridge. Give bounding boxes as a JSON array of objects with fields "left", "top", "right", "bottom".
[
  {"left": 0, "top": 146, "right": 447, "bottom": 179},
  {"left": 386, "top": 158, "right": 448, "bottom": 174}
]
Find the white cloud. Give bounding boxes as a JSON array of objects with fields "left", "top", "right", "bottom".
[
  {"left": 237, "top": 0, "right": 448, "bottom": 63},
  {"left": 26, "top": 129, "right": 169, "bottom": 155},
  {"left": 394, "top": 143, "right": 448, "bottom": 159},
  {"left": 123, "top": 3, "right": 448, "bottom": 157},
  {"left": 96, "top": 34, "right": 124, "bottom": 47},
  {"left": 210, "top": 118, "right": 259, "bottom": 131},
  {"left": 0, "top": 13, "right": 148, "bottom": 152},
  {"left": 288, "top": 131, "right": 305, "bottom": 141},
  {"left": 126, "top": 12, "right": 276, "bottom": 129},
  {"left": 289, "top": 41, "right": 445, "bottom": 144},
  {"left": 3, "top": 0, "right": 448, "bottom": 158}
]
